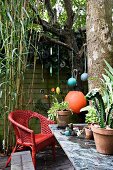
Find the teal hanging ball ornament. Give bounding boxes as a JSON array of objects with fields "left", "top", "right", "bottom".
[
  {"left": 67, "top": 77, "right": 77, "bottom": 86},
  {"left": 81, "top": 73, "right": 88, "bottom": 81},
  {"left": 67, "top": 69, "right": 78, "bottom": 87}
]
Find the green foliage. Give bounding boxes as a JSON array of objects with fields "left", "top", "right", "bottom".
[
  {"left": 80, "top": 106, "right": 98, "bottom": 124},
  {"left": 45, "top": 87, "right": 70, "bottom": 120},
  {"left": 34, "top": 99, "right": 49, "bottom": 116},
  {"left": 0, "top": 0, "right": 36, "bottom": 151},
  {"left": 50, "top": 0, "right": 57, "bottom": 7},
  {"left": 31, "top": 0, "right": 86, "bottom": 30},
  {"left": 47, "top": 101, "right": 69, "bottom": 121},
  {"left": 0, "top": 0, "right": 87, "bottom": 151},
  {"left": 86, "top": 60, "right": 113, "bottom": 128},
  {"left": 86, "top": 89, "right": 106, "bottom": 128},
  {"left": 73, "top": 0, "right": 86, "bottom": 30}
]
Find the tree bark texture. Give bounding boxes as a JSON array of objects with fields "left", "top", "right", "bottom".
[{"left": 86, "top": 0, "right": 113, "bottom": 90}]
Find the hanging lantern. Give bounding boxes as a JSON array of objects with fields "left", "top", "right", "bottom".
[
  {"left": 65, "top": 91, "right": 87, "bottom": 114},
  {"left": 56, "top": 87, "right": 60, "bottom": 94},
  {"left": 81, "top": 73, "right": 88, "bottom": 81}
]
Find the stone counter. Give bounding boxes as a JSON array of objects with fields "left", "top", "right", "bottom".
[{"left": 49, "top": 124, "right": 113, "bottom": 170}]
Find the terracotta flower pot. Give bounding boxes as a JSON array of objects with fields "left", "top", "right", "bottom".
[
  {"left": 91, "top": 124, "right": 113, "bottom": 155},
  {"left": 56, "top": 110, "right": 71, "bottom": 128},
  {"left": 85, "top": 127, "right": 93, "bottom": 140}
]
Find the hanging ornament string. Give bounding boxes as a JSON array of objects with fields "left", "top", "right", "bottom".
[
  {"left": 84, "top": 44, "right": 87, "bottom": 73},
  {"left": 71, "top": 50, "right": 78, "bottom": 79},
  {"left": 56, "top": 45, "right": 60, "bottom": 94},
  {"left": 50, "top": 47, "right": 52, "bottom": 55},
  {"left": 41, "top": 50, "right": 44, "bottom": 82},
  {"left": 72, "top": 69, "right": 78, "bottom": 79},
  {"left": 80, "top": 44, "right": 88, "bottom": 81},
  {"left": 50, "top": 64, "right": 52, "bottom": 76},
  {"left": 71, "top": 50, "right": 74, "bottom": 77},
  {"left": 67, "top": 50, "right": 77, "bottom": 87},
  {"left": 58, "top": 45, "right": 60, "bottom": 87},
  {"left": 50, "top": 47, "right": 53, "bottom": 76},
  {"left": 41, "top": 62, "right": 44, "bottom": 82}
]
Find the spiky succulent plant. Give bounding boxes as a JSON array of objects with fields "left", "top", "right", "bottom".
[
  {"left": 86, "top": 89, "right": 113, "bottom": 128},
  {"left": 86, "top": 60, "right": 113, "bottom": 128}
]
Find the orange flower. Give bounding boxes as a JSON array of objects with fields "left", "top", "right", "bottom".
[{"left": 51, "top": 88, "right": 55, "bottom": 92}]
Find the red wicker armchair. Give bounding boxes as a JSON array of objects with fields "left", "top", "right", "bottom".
[{"left": 5, "top": 110, "right": 56, "bottom": 169}]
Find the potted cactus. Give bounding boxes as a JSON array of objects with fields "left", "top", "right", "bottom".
[{"left": 85, "top": 60, "right": 113, "bottom": 154}]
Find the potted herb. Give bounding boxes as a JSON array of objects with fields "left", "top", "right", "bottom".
[
  {"left": 85, "top": 60, "right": 113, "bottom": 154},
  {"left": 80, "top": 105, "right": 98, "bottom": 125},
  {"left": 46, "top": 88, "right": 72, "bottom": 128},
  {"left": 80, "top": 106, "right": 98, "bottom": 139},
  {"left": 48, "top": 100, "right": 72, "bottom": 128}
]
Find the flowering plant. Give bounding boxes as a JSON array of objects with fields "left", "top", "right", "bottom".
[{"left": 45, "top": 87, "right": 64, "bottom": 104}]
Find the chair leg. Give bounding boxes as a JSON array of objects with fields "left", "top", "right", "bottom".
[
  {"left": 52, "top": 142, "right": 56, "bottom": 160},
  {"left": 32, "top": 148, "right": 36, "bottom": 169},
  {"left": 5, "top": 144, "right": 17, "bottom": 167}
]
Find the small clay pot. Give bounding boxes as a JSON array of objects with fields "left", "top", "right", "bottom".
[
  {"left": 56, "top": 110, "right": 71, "bottom": 128},
  {"left": 85, "top": 127, "right": 93, "bottom": 140}
]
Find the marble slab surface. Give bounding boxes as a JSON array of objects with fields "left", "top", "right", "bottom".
[{"left": 49, "top": 124, "right": 113, "bottom": 170}]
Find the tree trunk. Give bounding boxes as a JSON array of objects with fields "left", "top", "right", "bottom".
[{"left": 86, "top": 0, "right": 113, "bottom": 90}]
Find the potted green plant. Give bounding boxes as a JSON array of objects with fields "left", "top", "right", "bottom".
[
  {"left": 80, "top": 106, "right": 98, "bottom": 139},
  {"left": 85, "top": 60, "right": 113, "bottom": 154},
  {"left": 80, "top": 105, "right": 98, "bottom": 125},
  {"left": 48, "top": 99, "right": 72, "bottom": 128},
  {"left": 46, "top": 87, "right": 73, "bottom": 128}
]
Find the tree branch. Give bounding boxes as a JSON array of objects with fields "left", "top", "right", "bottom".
[
  {"left": 41, "top": 34, "right": 73, "bottom": 51},
  {"left": 63, "top": 0, "right": 74, "bottom": 29},
  {"left": 44, "top": 0, "right": 57, "bottom": 24},
  {"left": 30, "top": 3, "right": 65, "bottom": 37}
]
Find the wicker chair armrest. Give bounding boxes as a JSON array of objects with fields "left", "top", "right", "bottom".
[{"left": 10, "top": 118, "right": 33, "bottom": 133}]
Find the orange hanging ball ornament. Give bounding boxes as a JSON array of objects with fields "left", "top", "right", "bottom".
[{"left": 65, "top": 91, "right": 87, "bottom": 114}]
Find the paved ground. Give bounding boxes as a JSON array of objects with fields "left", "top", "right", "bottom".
[{"left": 0, "top": 146, "right": 75, "bottom": 170}]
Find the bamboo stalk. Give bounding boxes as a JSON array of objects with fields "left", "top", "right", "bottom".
[{"left": 0, "top": 0, "right": 32, "bottom": 151}]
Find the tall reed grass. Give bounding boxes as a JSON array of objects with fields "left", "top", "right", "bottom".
[{"left": 0, "top": 0, "right": 37, "bottom": 153}]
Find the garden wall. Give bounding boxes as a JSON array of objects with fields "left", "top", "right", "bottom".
[
  {"left": 0, "top": 63, "right": 86, "bottom": 147},
  {"left": 0, "top": 63, "right": 69, "bottom": 140}
]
